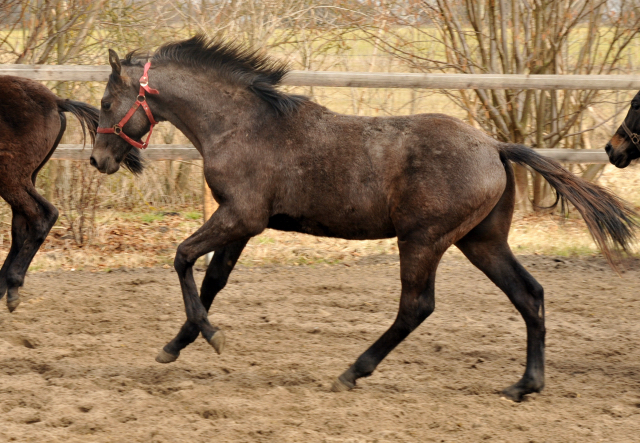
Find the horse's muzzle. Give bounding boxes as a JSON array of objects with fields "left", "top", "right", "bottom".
[{"left": 89, "top": 152, "right": 120, "bottom": 174}]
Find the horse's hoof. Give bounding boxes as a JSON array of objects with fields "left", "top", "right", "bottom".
[
  {"left": 156, "top": 349, "right": 179, "bottom": 363},
  {"left": 501, "top": 380, "right": 543, "bottom": 402},
  {"left": 501, "top": 387, "right": 524, "bottom": 402},
  {"left": 208, "top": 330, "right": 225, "bottom": 355},
  {"left": 331, "top": 375, "right": 355, "bottom": 392},
  {"left": 7, "top": 298, "right": 20, "bottom": 313}
]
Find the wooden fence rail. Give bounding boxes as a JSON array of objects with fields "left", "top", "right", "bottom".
[{"left": 3, "top": 64, "right": 640, "bottom": 90}]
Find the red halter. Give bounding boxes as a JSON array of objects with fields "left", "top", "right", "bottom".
[
  {"left": 621, "top": 120, "right": 640, "bottom": 148},
  {"left": 97, "top": 61, "right": 159, "bottom": 150}
]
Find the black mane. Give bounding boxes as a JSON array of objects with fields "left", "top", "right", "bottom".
[{"left": 123, "top": 35, "right": 307, "bottom": 116}]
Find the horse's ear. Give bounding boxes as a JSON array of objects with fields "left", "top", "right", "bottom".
[{"left": 108, "top": 49, "right": 121, "bottom": 76}]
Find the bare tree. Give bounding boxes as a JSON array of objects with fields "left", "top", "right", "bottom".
[
  {"left": 0, "top": 0, "right": 105, "bottom": 64},
  {"left": 353, "top": 0, "right": 640, "bottom": 209}
]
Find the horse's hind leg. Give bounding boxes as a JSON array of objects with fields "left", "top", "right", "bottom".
[
  {"left": 3, "top": 187, "right": 58, "bottom": 312},
  {"left": 455, "top": 193, "right": 545, "bottom": 402},
  {"left": 1, "top": 112, "right": 63, "bottom": 309},
  {"left": 332, "top": 239, "right": 443, "bottom": 391},
  {"left": 0, "top": 210, "right": 28, "bottom": 302},
  {"left": 156, "top": 239, "right": 248, "bottom": 363}
]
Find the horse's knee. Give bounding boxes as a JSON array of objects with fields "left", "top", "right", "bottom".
[{"left": 174, "top": 244, "right": 195, "bottom": 275}]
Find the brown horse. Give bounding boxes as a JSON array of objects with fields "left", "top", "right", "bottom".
[
  {"left": 90, "top": 36, "right": 637, "bottom": 401},
  {"left": 0, "top": 76, "right": 141, "bottom": 313},
  {"left": 606, "top": 91, "right": 640, "bottom": 168}
]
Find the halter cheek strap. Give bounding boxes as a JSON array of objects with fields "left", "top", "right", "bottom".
[
  {"left": 621, "top": 120, "right": 640, "bottom": 148},
  {"left": 97, "top": 61, "right": 159, "bottom": 150}
]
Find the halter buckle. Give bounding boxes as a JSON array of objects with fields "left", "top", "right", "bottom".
[
  {"left": 113, "top": 124, "right": 122, "bottom": 134},
  {"left": 137, "top": 95, "right": 146, "bottom": 103}
]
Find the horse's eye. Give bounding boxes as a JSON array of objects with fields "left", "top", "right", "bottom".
[
  {"left": 632, "top": 102, "right": 640, "bottom": 111},
  {"left": 101, "top": 102, "right": 112, "bottom": 111}
]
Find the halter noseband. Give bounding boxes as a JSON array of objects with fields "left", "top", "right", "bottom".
[
  {"left": 97, "top": 61, "right": 159, "bottom": 150},
  {"left": 621, "top": 120, "right": 640, "bottom": 148}
]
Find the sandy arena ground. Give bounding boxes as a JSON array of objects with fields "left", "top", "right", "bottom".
[{"left": 0, "top": 253, "right": 639, "bottom": 442}]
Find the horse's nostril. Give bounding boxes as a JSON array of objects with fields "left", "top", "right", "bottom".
[
  {"left": 605, "top": 144, "right": 612, "bottom": 154},
  {"left": 90, "top": 156, "right": 98, "bottom": 168}
]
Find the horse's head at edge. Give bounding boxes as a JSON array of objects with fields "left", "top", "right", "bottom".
[{"left": 606, "top": 90, "right": 640, "bottom": 169}]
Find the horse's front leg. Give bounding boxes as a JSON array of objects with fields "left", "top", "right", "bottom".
[
  {"left": 156, "top": 239, "right": 248, "bottom": 363},
  {"left": 158, "top": 205, "right": 264, "bottom": 361}
]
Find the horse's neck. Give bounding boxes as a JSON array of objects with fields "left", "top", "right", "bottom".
[{"left": 153, "top": 72, "right": 264, "bottom": 152}]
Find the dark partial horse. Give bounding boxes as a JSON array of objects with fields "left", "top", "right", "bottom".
[
  {"left": 606, "top": 91, "right": 640, "bottom": 168},
  {"left": 90, "top": 36, "right": 638, "bottom": 401},
  {"left": 0, "top": 76, "right": 141, "bottom": 312}
]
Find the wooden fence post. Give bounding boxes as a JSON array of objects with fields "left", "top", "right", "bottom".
[{"left": 203, "top": 175, "right": 218, "bottom": 266}]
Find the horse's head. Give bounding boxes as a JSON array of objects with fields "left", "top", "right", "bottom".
[
  {"left": 605, "top": 91, "right": 640, "bottom": 169},
  {"left": 90, "top": 49, "right": 146, "bottom": 175}
]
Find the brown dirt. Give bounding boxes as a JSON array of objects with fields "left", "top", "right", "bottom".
[{"left": 1, "top": 253, "right": 639, "bottom": 442}]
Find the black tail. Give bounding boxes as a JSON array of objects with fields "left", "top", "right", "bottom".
[
  {"left": 57, "top": 99, "right": 143, "bottom": 175},
  {"left": 57, "top": 99, "right": 99, "bottom": 145},
  {"left": 499, "top": 143, "right": 638, "bottom": 267}
]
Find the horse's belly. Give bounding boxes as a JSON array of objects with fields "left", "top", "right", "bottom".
[{"left": 267, "top": 213, "right": 396, "bottom": 240}]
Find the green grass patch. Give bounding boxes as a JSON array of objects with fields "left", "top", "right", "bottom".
[
  {"left": 140, "top": 213, "right": 165, "bottom": 223},
  {"left": 184, "top": 211, "right": 202, "bottom": 220}
]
